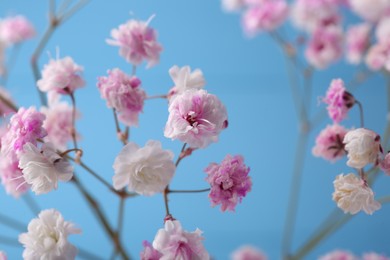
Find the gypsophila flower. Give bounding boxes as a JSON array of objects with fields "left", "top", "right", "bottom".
[
  {"left": 205, "top": 155, "right": 252, "bottom": 212},
  {"left": 346, "top": 23, "right": 371, "bottom": 65},
  {"left": 349, "top": 0, "right": 390, "bottom": 22},
  {"left": 140, "top": 241, "right": 162, "bottom": 260},
  {"left": 318, "top": 250, "right": 358, "bottom": 260},
  {"left": 242, "top": 0, "right": 289, "bottom": 36},
  {"left": 19, "top": 209, "right": 81, "bottom": 260},
  {"left": 37, "top": 56, "right": 85, "bottom": 94},
  {"left": 0, "top": 156, "right": 29, "bottom": 197},
  {"left": 19, "top": 142, "right": 73, "bottom": 195},
  {"left": 312, "top": 124, "right": 348, "bottom": 162},
  {"left": 305, "top": 26, "right": 343, "bottom": 69},
  {"left": 97, "top": 68, "right": 146, "bottom": 126},
  {"left": 164, "top": 89, "right": 228, "bottom": 148},
  {"left": 0, "top": 106, "right": 47, "bottom": 158},
  {"left": 152, "top": 220, "right": 210, "bottom": 260},
  {"left": 107, "top": 16, "right": 163, "bottom": 68},
  {"left": 0, "top": 15, "right": 35, "bottom": 45},
  {"left": 333, "top": 173, "right": 381, "bottom": 215},
  {"left": 362, "top": 252, "right": 390, "bottom": 260},
  {"left": 322, "top": 79, "right": 355, "bottom": 123},
  {"left": 0, "top": 251, "right": 6, "bottom": 260},
  {"left": 231, "top": 245, "right": 267, "bottom": 260},
  {"left": 113, "top": 140, "right": 175, "bottom": 196},
  {"left": 168, "top": 65, "right": 205, "bottom": 97},
  {"left": 344, "top": 128, "right": 382, "bottom": 169}
]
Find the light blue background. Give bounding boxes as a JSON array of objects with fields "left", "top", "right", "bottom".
[{"left": 0, "top": 1, "right": 389, "bottom": 259}]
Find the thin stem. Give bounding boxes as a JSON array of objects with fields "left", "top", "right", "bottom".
[
  {"left": 49, "top": 0, "right": 56, "bottom": 20},
  {"left": 355, "top": 100, "right": 364, "bottom": 128},
  {"left": 113, "top": 109, "right": 127, "bottom": 145},
  {"left": 175, "top": 143, "right": 187, "bottom": 167},
  {"left": 78, "top": 160, "right": 114, "bottom": 191},
  {"left": 117, "top": 197, "right": 125, "bottom": 239},
  {"left": 58, "top": 0, "right": 73, "bottom": 15},
  {"left": 163, "top": 186, "right": 171, "bottom": 216},
  {"left": 22, "top": 192, "right": 40, "bottom": 216},
  {"left": 58, "top": 0, "right": 91, "bottom": 23},
  {"left": 69, "top": 93, "right": 79, "bottom": 149},
  {"left": 60, "top": 148, "right": 83, "bottom": 157},
  {"left": 168, "top": 188, "right": 210, "bottom": 194},
  {"left": 0, "top": 92, "right": 18, "bottom": 112},
  {"left": 1, "top": 44, "right": 21, "bottom": 86},
  {"left": 78, "top": 247, "right": 105, "bottom": 260},
  {"left": 0, "top": 213, "right": 25, "bottom": 231},
  {"left": 146, "top": 94, "right": 168, "bottom": 100},
  {"left": 131, "top": 65, "right": 137, "bottom": 76},
  {"left": 0, "top": 235, "right": 20, "bottom": 247},
  {"left": 71, "top": 176, "right": 130, "bottom": 260}
]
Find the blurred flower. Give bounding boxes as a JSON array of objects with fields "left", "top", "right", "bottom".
[
  {"left": 312, "top": 124, "right": 348, "bottom": 162},
  {"left": 1, "top": 107, "right": 47, "bottom": 158},
  {"left": 242, "top": 0, "right": 289, "bottom": 35},
  {"left": 380, "top": 152, "right": 390, "bottom": 175},
  {"left": 0, "top": 251, "right": 6, "bottom": 260},
  {"left": 140, "top": 240, "right": 162, "bottom": 260},
  {"left": 37, "top": 56, "right": 85, "bottom": 95},
  {"left": 164, "top": 89, "right": 228, "bottom": 148},
  {"left": 152, "top": 220, "right": 209, "bottom": 260},
  {"left": 231, "top": 245, "right": 267, "bottom": 260},
  {"left": 97, "top": 68, "right": 146, "bottom": 126},
  {"left": 19, "top": 142, "right": 73, "bottom": 195},
  {"left": 346, "top": 23, "right": 371, "bottom": 64},
  {"left": 0, "top": 87, "right": 15, "bottom": 116},
  {"left": 0, "top": 15, "right": 35, "bottom": 45},
  {"left": 333, "top": 173, "right": 381, "bottom": 215},
  {"left": 107, "top": 16, "right": 162, "bottom": 68},
  {"left": 0, "top": 157, "right": 29, "bottom": 197},
  {"left": 221, "top": 0, "right": 246, "bottom": 12},
  {"left": 168, "top": 65, "right": 205, "bottom": 97},
  {"left": 305, "top": 26, "right": 343, "bottom": 69},
  {"left": 318, "top": 250, "right": 357, "bottom": 260},
  {"left": 205, "top": 155, "right": 252, "bottom": 212},
  {"left": 362, "top": 252, "right": 390, "bottom": 260},
  {"left": 113, "top": 140, "right": 175, "bottom": 196},
  {"left": 349, "top": 0, "right": 390, "bottom": 22},
  {"left": 0, "top": 41, "right": 5, "bottom": 76},
  {"left": 322, "top": 79, "right": 355, "bottom": 123},
  {"left": 344, "top": 128, "right": 382, "bottom": 169},
  {"left": 376, "top": 17, "right": 390, "bottom": 43},
  {"left": 19, "top": 209, "right": 81, "bottom": 260}
]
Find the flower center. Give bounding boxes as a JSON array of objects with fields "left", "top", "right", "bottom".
[{"left": 185, "top": 111, "right": 198, "bottom": 127}]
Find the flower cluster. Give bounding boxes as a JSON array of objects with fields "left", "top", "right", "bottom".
[{"left": 0, "top": 15, "right": 35, "bottom": 46}]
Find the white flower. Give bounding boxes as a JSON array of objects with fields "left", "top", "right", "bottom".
[
  {"left": 349, "top": 0, "right": 390, "bottom": 22},
  {"left": 333, "top": 173, "right": 381, "bottom": 215},
  {"left": 221, "top": 0, "right": 245, "bottom": 12},
  {"left": 168, "top": 65, "right": 205, "bottom": 97},
  {"left": 19, "top": 142, "right": 74, "bottom": 195},
  {"left": 113, "top": 140, "right": 175, "bottom": 196},
  {"left": 152, "top": 220, "right": 210, "bottom": 260},
  {"left": 343, "top": 128, "right": 381, "bottom": 169},
  {"left": 19, "top": 209, "right": 81, "bottom": 260}
]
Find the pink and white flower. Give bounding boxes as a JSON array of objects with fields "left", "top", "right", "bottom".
[
  {"left": 168, "top": 65, "right": 205, "bottom": 97},
  {"left": 318, "top": 250, "right": 357, "bottom": 260},
  {"left": 349, "top": 0, "right": 390, "bottom": 22},
  {"left": 107, "top": 16, "right": 163, "bottom": 68},
  {"left": 231, "top": 245, "right": 267, "bottom": 260},
  {"left": 19, "top": 142, "right": 73, "bottom": 195},
  {"left": 19, "top": 209, "right": 81, "bottom": 260},
  {"left": 380, "top": 152, "right": 390, "bottom": 175},
  {"left": 242, "top": 0, "right": 289, "bottom": 35},
  {"left": 0, "top": 251, "right": 6, "bottom": 260},
  {"left": 221, "top": 0, "right": 246, "bottom": 12},
  {"left": 365, "top": 41, "right": 390, "bottom": 71},
  {"left": 140, "top": 241, "right": 162, "bottom": 260},
  {"left": 0, "top": 15, "right": 35, "bottom": 45},
  {"left": 312, "top": 124, "right": 348, "bottom": 162},
  {"left": 152, "top": 220, "right": 210, "bottom": 260},
  {"left": 346, "top": 23, "right": 371, "bottom": 64},
  {"left": 37, "top": 56, "right": 85, "bottom": 94},
  {"left": 205, "top": 155, "right": 252, "bottom": 212},
  {"left": 305, "top": 26, "right": 343, "bottom": 69},
  {"left": 97, "top": 68, "right": 146, "bottom": 126},
  {"left": 113, "top": 140, "right": 175, "bottom": 196},
  {"left": 333, "top": 173, "right": 381, "bottom": 215},
  {"left": 0, "top": 157, "right": 29, "bottom": 197},
  {"left": 376, "top": 17, "right": 390, "bottom": 43},
  {"left": 322, "top": 79, "right": 355, "bottom": 123},
  {"left": 362, "top": 252, "right": 390, "bottom": 260},
  {"left": 164, "top": 89, "right": 228, "bottom": 149},
  {"left": 343, "top": 128, "right": 382, "bottom": 169}
]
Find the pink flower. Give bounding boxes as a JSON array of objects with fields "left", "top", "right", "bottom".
[
  {"left": 349, "top": 0, "right": 390, "bottom": 22},
  {"left": 231, "top": 245, "right": 267, "bottom": 260},
  {"left": 152, "top": 220, "right": 210, "bottom": 260},
  {"left": 305, "top": 26, "right": 343, "bottom": 69},
  {"left": 376, "top": 17, "right": 390, "bottom": 43},
  {"left": 0, "top": 87, "right": 15, "bottom": 116},
  {"left": 362, "top": 252, "right": 390, "bottom": 260},
  {"left": 0, "top": 157, "right": 29, "bottom": 197},
  {"left": 140, "top": 241, "right": 162, "bottom": 260},
  {"left": 0, "top": 15, "right": 35, "bottom": 45},
  {"left": 107, "top": 16, "right": 163, "bottom": 68},
  {"left": 168, "top": 65, "right": 205, "bottom": 98},
  {"left": 346, "top": 23, "right": 371, "bottom": 64},
  {"left": 365, "top": 41, "right": 390, "bottom": 71},
  {"left": 333, "top": 173, "right": 381, "bottom": 215},
  {"left": 0, "top": 251, "right": 6, "bottom": 260},
  {"left": 290, "top": 0, "right": 340, "bottom": 32},
  {"left": 318, "top": 250, "right": 357, "bottom": 260},
  {"left": 322, "top": 79, "right": 355, "bottom": 123},
  {"left": 164, "top": 89, "right": 228, "bottom": 148},
  {"left": 97, "top": 68, "right": 146, "bottom": 126},
  {"left": 312, "top": 124, "right": 348, "bottom": 162},
  {"left": 242, "top": 0, "right": 289, "bottom": 35},
  {"left": 205, "top": 155, "right": 252, "bottom": 212},
  {"left": 380, "top": 152, "right": 390, "bottom": 175},
  {"left": 1, "top": 107, "right": 47, "bottom": 158},
  {"left": 37, "top": 56, "right": 85, "bottom": 95}
]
